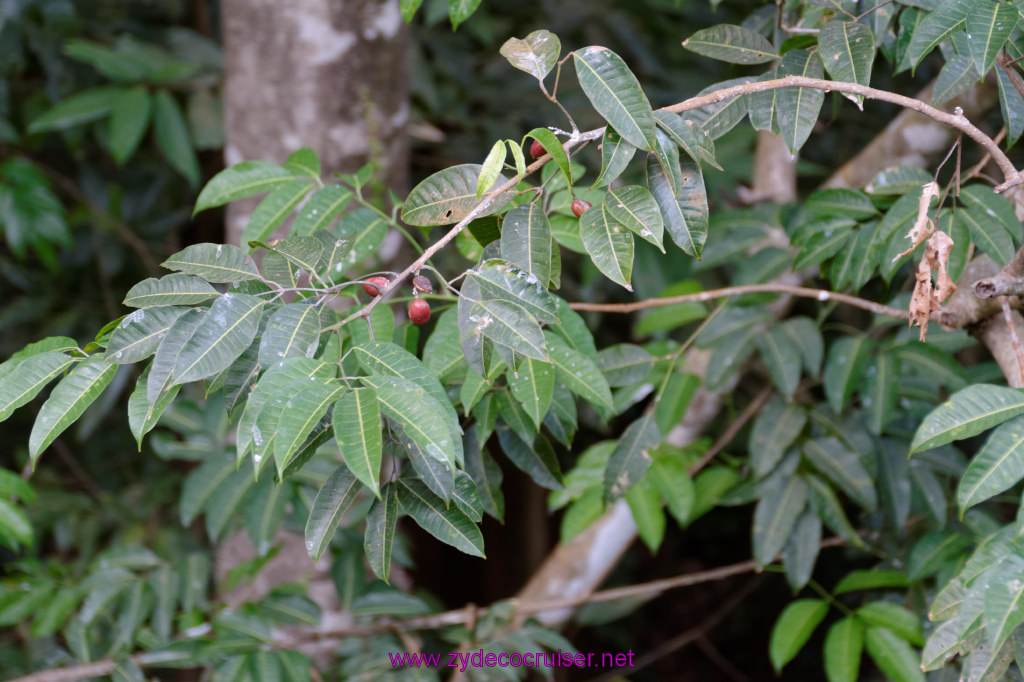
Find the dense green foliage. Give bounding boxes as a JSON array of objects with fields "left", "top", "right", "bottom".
[{"left": 7, "top": 0, "right": 1024, "bottom": 680}]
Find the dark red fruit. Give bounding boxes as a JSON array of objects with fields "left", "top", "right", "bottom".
[
  {"left": 408, "top": 298, "right": 431, "bottom": 325},
  {"left": 571, "top": 198, "right": 592, "bottom": 218},
  {"left": 529, "top": 139, "right": 545, "bottom": 159},
  {"left": 362, "top": 276, "right": 389, "bottom": 297}
]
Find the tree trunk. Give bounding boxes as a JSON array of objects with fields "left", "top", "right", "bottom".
[{"left": 221, "top": 0, "right": 410, "bottom": 246}]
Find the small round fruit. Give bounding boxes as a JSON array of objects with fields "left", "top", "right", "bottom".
[
  {"left": 362, "top": 276, "right": 389, "bottom": 297},
  {"left": 529, "top": 139, "right": 545, "bottom": 159},
  {"left": 571, "top": 198, "right": 592, "bottom": 218},
  {"left": 409, "top": 299, "right": 431, "bottom": 325},
  {"left": 412, "top": 274, "right": 434, "bottom": 294}
]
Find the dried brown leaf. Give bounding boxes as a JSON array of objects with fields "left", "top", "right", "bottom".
[{"left": 892, "top": 181, "right": 940, "bottom": 262}]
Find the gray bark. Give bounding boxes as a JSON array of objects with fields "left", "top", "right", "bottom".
[{"left": 221, "top": 0, "right": 410, "bottom": 245}]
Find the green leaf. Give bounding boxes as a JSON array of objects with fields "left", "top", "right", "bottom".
[
  {"left": 968, "top": 0, "right": 1017, "bottom": 75},
  {"left": 333, "top": 388, "right": 382, "bottom": 498},
  {"left": 625, "top": 477, "right": 666, "bottom": 552},
  {"left": 0, "top": 337, "right": 77, "bottom": 383},
  {"left": 823, "top": 336, "right": 874, "bottom": 413},
  {"left": 782, "top": 509, "right": 821, "bottom": 591},
  {"left": 794, "top": 223, "right": 856, "bottom": 270},
  {"left": 396, "top": 477, "right": 485, "bottom": 557},
  {"left": 146, "top": 309, "right": 204, "bottom": 406},
  {"left": 107, "top": 87, "right": 152, "bottom": 165},
  {"left": 959, "top": 184, "right": 1020, "bottom": 242},
  {"left": 0, "top": 352, "right": 76, "bottom": 422},
  {"left": 123, "top": 273, "right": 218, "bottom": 308},
  {"left": 273, "top": 379, "right": 344, "bottom": 475},
  {"left": 544, "top": 332, "right": 614, "bottom": 412},
  {"left": 235, "top": 358, "right": 333, "bottom": 460},
  {"left": 305, "top": 464, "right": 360, "bottom": 562},
  {"left": 983, "top": 552, "right": 1024, "bottom": 654},
  {"left": 402, "top": 164, "right": 512, "bottom": 227},
  {"left": 857, "top": 602, "right": 924, "bottom": 645},
  {"left": 803, "top": 437, "right": 877, "bottom": 511},
  {"left": 834, "top": 570, "right": 910, "bottom": 594},
  {"left": 28, "top": 356, "right": 115, "bottom": 462},
  {"left": 477, "top": 140, "right": 507, "bottom": 199},
  {"left": 465, "top": 428, "right": 505, "bottom": 521},
  {"left": 162, "top": 243, "right": 261, "bottom": 283},
  {"left": 466, "top": 258, "right": 559, "bottom": 323},
  {"left": 654, "top": 110, "right": 712, "bottom": 168},
  {"left": 28, "top": 86, "right": 126, "bottom": 133},
  {"left": 127, "top": 366, "right": 179, "bottom": 448},
  {"left": 805, "top": 474, "right": 866, "bottom": 548},
  {"left": 646, "top": 152, "right": 708, "bottom": 259},
  {"left": 775, "top": 49, "right": 825, "bottom": 153},
  {"left": 153, "top": 90, "right": 199, "bottom": 186},
  {"left": 824, "top": 618, "right": 863, "bottom": 682},
  {"left": 862, "top": 352, "right": 899, "bottom": 436},
  {"left": 401, "top": 0, "right": 423, "bottom": 22},
  {"left": 499, "top": 30, "right": 560, "bottom": 81},
  {"left": 364, "top": 482, "right": 398, "bottom": 582},
  {"left": 757, "top": 325, "right": 802, "bottom": 398},
  {"left": 604, "top": 413, "right": 659, "bottom": 503},
  {"left": 961, "top": 205, "right": 1015, "bottom": 266},
  {"left": 682, "top": 23, "right": 779, "bottom": 64},
  {"left": 361, "top": 376, "right": 458, "bottom": 468},
  {"left": 819, "top": 20, "right": 875, "bottom": 108},
  {"left": 907, "top": 0, "right": 970, "bottom": 69},
  {"left": 933, "top": 54, "right": 981, "bottom": 105},
  {"left": 241, "top": 180, "right": 312, "bottom": 246},
  {"left": 524, "top": 127, "right": 572, "bottom": 188},
  {"left": 409, "top": 436, "right": 456, "bottom": 501},
  {"left": 171, "top": 293, "right": 264, "bottom": 385},
  {"left": 204, "top": 466, "right": 255, "bottom": 541},
  {"left": 448, "top": 0, "right": 482, "bottom": 29},
  {"left": 470, "top": 299, "right": 549, "bottom": 362},
  {"left": 996, "top": 64, "right": 1024, "bottom": 148},
  {"left": 605, "top": 185, "right": 665, "bottom": 252},
  {"left": 293, "top": 185, "right": 352, "bottom": 236},
  {"left": 592, "top": 128, "right": 636, "bottom": 187},
  {"left": 500, "top": 204, "right": 552, "bottom": 285},
  {"left": 649, "top": 456, "right": 694, "bottom": 525},
  {"left": 957, "top": 414, "right": 1024, "bottom": 513},
  {"left": 258, "top": 304, "right": 321, "bottom": 365},
  {"left": 907, "top": 530, "right": 972, "bottom": 580},
  {"left": 106, "top": 306, "right": 190, "bottom": 365},
  {"left": 864, "top": 627, "right": 925, "bottom": 682},
  {"left": 597, "top": 344, "right": 654, "bottom": 387},
  {"left": 750, "top": 400, "right": 807, "bottom": 478},
  {"left": 689, "top": 77, "right": 753, "bottom": 139},
  {"left": 911, "top": 384, "right": 1024, "bottom": 453},
  {"left": 496, "top": 428, "right": 563, "bottom": 490},
  {"left": 769, "top": 599, "right": 829, "bottom": 673},
  {"left": 754, "top": 476, "right": 808, "bottom": 566},
  {"left": 194, "top": 161, "right": 294, "bottom": 215},
  {"left": 580, "top": 202, "right": 634, "bottom": 290},
  {"left": 749, "top": 70, "right": 779, "bottom": 133},
  {"left": 507, "top": 357, "right": 554, "bottom": 429},
  {"left": 573, "top": 46, "right": 656, "bottom": 150}
]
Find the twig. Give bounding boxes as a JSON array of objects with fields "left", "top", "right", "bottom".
[
  {"left": 568, "top": 283, "right": 913, "bottom": 320},
  {"left": 963, "top": 128, "right": 1007, "bottom": 181},
  {"left": 689, "top": 386, "right": 774, "bottom": 477},
  {"left": 665, "top": 76, "right": 1021, "bottom": 192}
]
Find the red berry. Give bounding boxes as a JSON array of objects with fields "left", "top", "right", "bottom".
[
  {"left": 408, "top": 298, "right": 431, "bottom": 325},
  {"left": 529, "top": 139, "right": 545, "bottom": 159},
  {"left": 572, "top": 198, "right": 591, "bottom": 218},
  {"left": 362, "top": 276, "right": 389, "bottom": 297}
]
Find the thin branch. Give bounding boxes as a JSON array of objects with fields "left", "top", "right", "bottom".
[
  {"left": 1001, "top": 296, "right": 1024, "bottom": 386},
  {"left": 964, "top": 128, "right": 1007, "bottom": 181},
  {"left": 568, "top": 283, "right": 913, "bottom": 320},
  {"left": 689, "top": 386, "right": 774, "bottom": 477},
  {"left": 665, "top": 76, "right": 1021, "bottom": 192},
  {"left": 9, "top": 538, "right": 851, "bottom": 682}
]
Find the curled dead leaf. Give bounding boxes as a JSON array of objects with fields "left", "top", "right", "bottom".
[{"left": 892, "top": 181, "right": 940, "bottom": 262}]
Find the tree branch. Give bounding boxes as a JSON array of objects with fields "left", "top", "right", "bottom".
[
  {"left": 6, "top": 538, "right": 848, "bottom": 682},
  {"left": 665, "top": 76, "right": 1021, "bottom": 192},
  {"left": 568, "top": 283, "right": 912, "bottom": 320}
]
